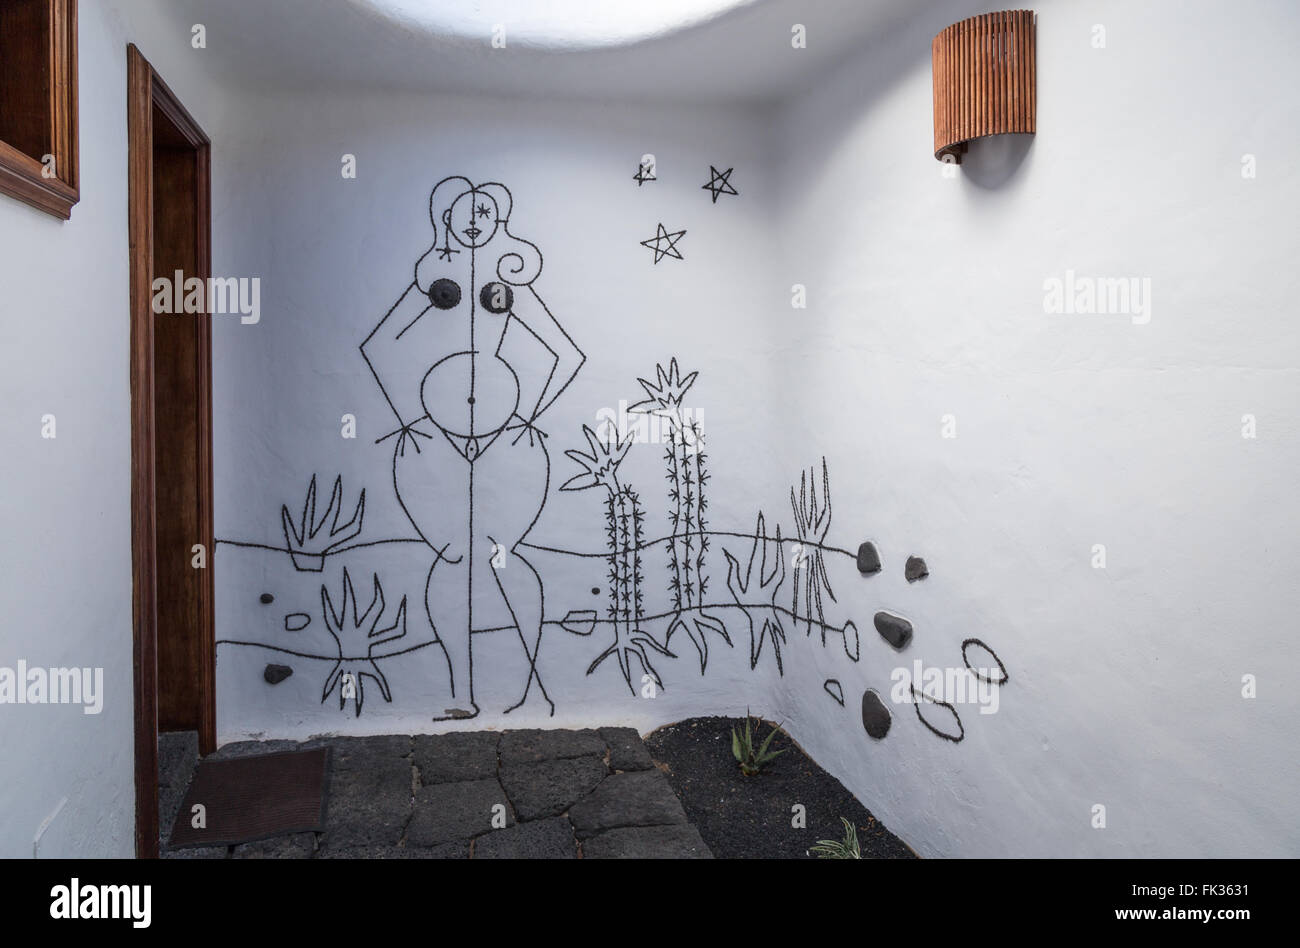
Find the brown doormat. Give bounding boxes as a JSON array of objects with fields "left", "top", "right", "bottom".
[{"left": 168, "top": 748, "right": 330, "bottom": 849}]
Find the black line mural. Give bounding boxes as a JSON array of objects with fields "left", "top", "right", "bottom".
[
  {"left": 559, "top": 424, "right": 675, "bottom": 693},
  {"left": 962, "top": 638, "right": 1008, "bottom": 685},
  {"left": 910, "top": 683, "right": 965, "bottom": 743},
  {"left": 633, "top": 159, "right": 656, "bottom": 187},
  {"left": 824, "top": 679, "right": 846, "bottom": 707},
  {"left": 360, "top": 175, "right": 585, "bottom": 720},
  {"left": 213, "top": 173, "right": 1009, "bottom": 738},
  {"left": 701, "top": 165, "right": 739, "bottom": 203},
  {"left": 282, "top": 475, "right": 365, "bottom": 572},
  {"left": 320, "top": 568, "right": 407, "bottom": 716},
  {"left": 723, "top": 512, "right": 787, "bottom": 674},
  {"left": 640, "top": 224, "right": 686, "bottom": 264}
]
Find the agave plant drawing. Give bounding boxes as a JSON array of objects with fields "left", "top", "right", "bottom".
[
  {"left": 319, "top": 567, "right": 407, "bottom": 717},
  {"left": 281, "top": 474, "right": 365, "bottom": 571},
  {"left": 790, "top": 457, "right": 838, "bottom": 641},
  {"left": 723, "top": 511, "right": 788, "bottom": 674},
  {"left": 561, "top": 424, "right": 674, "bottom": 693},
  {"left": 630, "top": 358, "right": 731, "bottom": 674}
]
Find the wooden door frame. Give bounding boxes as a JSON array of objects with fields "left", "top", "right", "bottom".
[{"left": 128, "top": 43, "right": 215, "bottom": 859}]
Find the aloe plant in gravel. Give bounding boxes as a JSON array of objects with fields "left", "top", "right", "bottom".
[
  {"left": 810, "top": 817, "right": 862, "bottom": 859},
  {"left": 731, "top": 711, "right": 787, "bottom": 776}
]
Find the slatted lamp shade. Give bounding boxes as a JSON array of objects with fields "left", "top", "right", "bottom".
[{"left": 932, "top": 10, "right": 1036, "bottom": 163}]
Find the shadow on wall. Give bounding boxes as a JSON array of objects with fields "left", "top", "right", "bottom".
[{"left": 960, "top": 132, "right": 1035, "bottom": 190}]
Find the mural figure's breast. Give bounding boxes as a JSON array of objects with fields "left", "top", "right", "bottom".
[{"left": 420, "top": 350, "right": 520, "bottom": 439}]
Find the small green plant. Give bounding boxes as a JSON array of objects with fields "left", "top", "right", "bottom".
[
  {"left": 731, "top": 710, "right": 787, "bottom": 776},
  {"left": 810, "top": 818, "right": 861, "bottom": 859}
]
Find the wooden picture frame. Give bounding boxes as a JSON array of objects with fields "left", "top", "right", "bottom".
[{"left": 0, "top": 0, "right": 79, "bottom": 219}]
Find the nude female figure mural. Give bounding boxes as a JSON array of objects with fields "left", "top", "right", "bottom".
[{"left": 361, "top": 176, "right": 585, "bottom": 718}]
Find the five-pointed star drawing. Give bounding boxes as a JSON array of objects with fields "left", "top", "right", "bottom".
[
  {"left": 640, "top": 223, "right": 686, "bottom": 264},
  {"left": 633, "top": 159, "right": 656, "bottom": 186},
  {"left": 701, "top": 165, "right": 738, "bottom": 203}
]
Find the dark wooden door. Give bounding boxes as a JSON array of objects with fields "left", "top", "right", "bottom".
[{"left": 129, "top": 44, "right": 214, "bottom": 858}]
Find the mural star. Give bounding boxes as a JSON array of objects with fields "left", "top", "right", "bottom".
[
  {"left": 475, "top": 202, "right": 492, "bottom": 218},
  {"left": 701, "top": 165, "right": 738, "bottom": 203},
  {"left": 633, "top": 159, "right": 656, "bottom": 186},
  {"left": 640, "top": 223, "right": 686, "bottom": 264},
  {"left": 436, "top": 243, "right": 460, "bottom": 261}
]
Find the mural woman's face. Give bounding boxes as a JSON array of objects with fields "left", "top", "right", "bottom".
[{"left": 445, "top": 189, "right": 500, "bottom": 249}]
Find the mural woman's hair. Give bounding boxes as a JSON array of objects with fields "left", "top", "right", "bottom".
[
  {"left": 476, "top": 181, "right": 543, "bottom": 287},
  {"left": 415, "top": 176, "right": 543, "bottom": 291}
]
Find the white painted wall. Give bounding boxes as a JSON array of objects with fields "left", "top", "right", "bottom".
[
  {"left": 770, "top": 0, "right": 1300, "bottom": 857},
  {"left": 0, "top": 0, "right": 236, "bottom": 857}
]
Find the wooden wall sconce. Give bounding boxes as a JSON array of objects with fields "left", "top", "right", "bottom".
[{"left": 932, "top": 9, "right": 1036, "bottom": 163}]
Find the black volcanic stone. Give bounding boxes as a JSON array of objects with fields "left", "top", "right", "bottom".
[
  {"left": 905, "top": 556, "right": 929, "bottom": 582},
  {"left": 861, "top": 690, "right": 892, "bottom": 739},
  {"left": 263, "top": 664, "right": 293, "bottom": 684},
  {"left": 599, "top": 726, "right": 655, "bottom": 771},
  {"left": 874, "top": 612, "right": 913, "bottom": 650},
  {"left": 499, "top": 756, "right": 607, "bottom": 821},
  {"left": 474, "top": 816, "right": 576, "bottom": 859},
  {"left": 856, "top": 542, "right": 881, "bottom": 574}
]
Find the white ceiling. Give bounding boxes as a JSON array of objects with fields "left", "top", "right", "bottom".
[{"left": 153, "top": 0, "right": 953, "bottom": 105}]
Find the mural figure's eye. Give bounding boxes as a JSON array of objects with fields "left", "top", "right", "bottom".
[
  {"left": 428, "top": 278, "right": 461, "bottom": 310},
  {"left": 479, "top": 282, "right": 514, "bottom": 314}
]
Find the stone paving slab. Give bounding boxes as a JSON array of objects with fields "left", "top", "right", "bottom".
[
  {"left": 308, "top": 734, "right": 412, "bottom": 771},
  {"left": 317, "top": 841, "right": 466, "bottom": 859},
  {"left": 414, "top": 731, "right": 501, "bottom": 784},
  {"left": 583, "top": 824, "right": 713, "bottom": 859},
  {"left": 325, "top": 758, "right": 413, "bottom": 848},
  {"left": 498, "top": 728, "right": 605, "bottom": 764},
  {"left": 568, "top": 770, "right": 689, "bottom": 839},
  {"left": 600, "top": 727, "right": 655, "bottom": 771},
  {"left": 407, "top": 778, "right": 514, "bottom": 847},
  {"left": 158, "top": 731, "right": 199, "bottom": 851},
  {"left": 207, "top": 739, "right": 301, "bottom": 760},
  {"left": 473, "top": 816, "right": 577, "bottom": 859},
  {"left": 162, "top": 844, "right": 229, "bottom": 859},
  {"left": 232, "top": 832, "right": 318, "bottom": 859},
  {"left": 173, "top": 727, "right": 710, "bottom": 858},
  {"left": 499, "top": 755, "right": 608, "bottom": 821}
]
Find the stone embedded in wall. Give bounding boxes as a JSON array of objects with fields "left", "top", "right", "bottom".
[
  {"left": 874, "top": 611, "right": 913, "bottom": 650},
  {"left": 428, "top": 277, "right": 461, "bottom": 310},
  {"left": 856, "top": 542, "right": 881, "bottom": 575},
  {"left": 905, "top": 556, "right": 928, "bottom": 582},
  {"left": 861, "top": 689, "right": 891, "bottom": 739},
  {"left": 259, "top": 593, "right": 274, "bottom": 604},
  {"left": 264, "top": 664, "right": 293, "bottom": 684},
  {"left": 284, "top": 613, "right": 310, "bottom": 632}
]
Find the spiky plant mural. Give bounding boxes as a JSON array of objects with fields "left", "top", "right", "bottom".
[
  {"left": 723, "top": 512, "right": 788, "bottom": 674},
  {"left": 630, "top": 359, "right": 732, "bottom": 673},
  {"left": 320, "top": 567, "right": 407, "bottom": 716},
  {"left": 790, "top": 458, "right": 837, "bottom": 636},
  {"left": 281, "top": 475, "right": 365, "bottom": 571},
  {"left": 788, "top": 458, "right": 861, "bottom": 661},
  {"left": 561, "top": 424, "right": 674, "bottom": 693}
]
